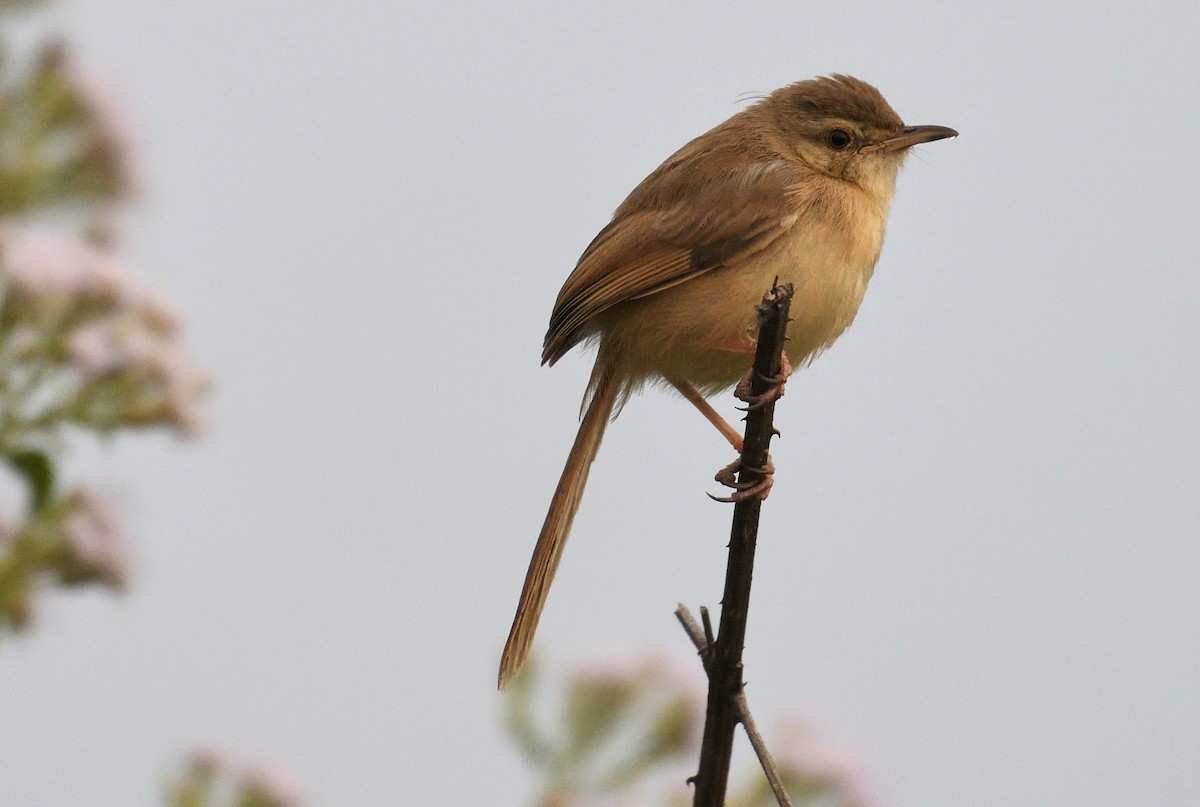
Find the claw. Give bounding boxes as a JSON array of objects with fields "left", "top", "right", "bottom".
[
  {"left": 734, "top": 351, "right": 794, "bottom": 411},
  {"left": 714, "top": 459, "right": 741, "bottom": 489},
  {"left": 708, "top": 474, "right": 773, "bottom": 503},
  {"left": 708, "top": 455, "right": 775, "bottom": 503}
]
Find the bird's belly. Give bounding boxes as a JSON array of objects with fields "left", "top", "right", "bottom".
[{"left": 601, "top": 219, "right": 883, "bottom": 393}]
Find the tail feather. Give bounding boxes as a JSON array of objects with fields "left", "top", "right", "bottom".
[{"left": 498, "top": 365, "right": 619, "bottom": 689}]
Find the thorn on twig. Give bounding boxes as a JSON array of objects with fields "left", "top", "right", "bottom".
[
  {"left": 674, "top": 603, "right": 794, "bottom": 807},
  {"left": 688, "top": 284, "right": 795, "bottom": 807}
]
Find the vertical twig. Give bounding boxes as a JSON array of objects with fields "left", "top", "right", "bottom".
[
  {"left": 691, "top": 283, "right": 793, "bottom": 807},
  {"left": 676, "top": 605, "right": 793, "bottom": 807}
]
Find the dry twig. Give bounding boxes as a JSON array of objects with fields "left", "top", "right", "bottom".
[
  {"left": 685, "top": 283, "right": 794, "bottom": 807},
  {"left": 675, "top": 605, "right": 792, "bottom": 807}
]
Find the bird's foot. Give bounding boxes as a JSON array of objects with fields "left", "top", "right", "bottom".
[
  {"left": 735, "top": 351, "right": 793, "bottom": 412},
  {"left": 709, "top": 455, "right": 775, "bottom": 503}
]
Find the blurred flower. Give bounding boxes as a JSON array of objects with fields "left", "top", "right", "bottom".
[
  {"left": 29, "top": 41, "right": 136, "bottom": 204},
  {"left": 0, "top": 225, "right": 208, "bottom": 436},
  {"left": 137, "top": 289, "right": 181, "bottom": 333},
  {"left": 66, "top": 56, "right": 141, "bottom": 198},
  {"left": 159, "top": 355, "right": 208, "bottom": 435},
  {"left": 66, "top": 312, "right": 209, "bottom": 435},
  {"left": 0, "top": 0, "right": 202, "bottom": 645},
  {"left": 186, "top": 747, "right": 227, "bottom": 780},
  {"left": 65, "top": 320, "right": 126, "bottom": 372},
  {"left": 167, "top": 748, "right": 304, "bottom": 807},
  {"left": 0, "top": 33, "right": 134, "bottom": 218},
  {"left": 1, "top": 226, "right": 129, "bottom": 314},
  {"left": 509, "top": 652, "right": 705, "bottom": 806},
  {"left": 61, "top": 488, "right": 128, "bottom": 590},
  {"left": 241, "top": 765, "right": 305, "bottom": 807},
  {"left": 769, "top": 721, "right": 876, "bottom": 807},
  {"left": 508, "top": 650, "right": 885, "bottom": 807},
  {"left": 0, "top": 485, "right": 129, "bottom": 630}
]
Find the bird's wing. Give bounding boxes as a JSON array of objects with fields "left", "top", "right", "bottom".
[{"left": 543, "top": 159, "right": 802, "bottom": 364}]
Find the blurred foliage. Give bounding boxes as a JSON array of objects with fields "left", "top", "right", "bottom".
[
  {"left": 0, "top": 6, "right": 290, "bottom": 805},
  {"left": 0, "top": 2, "right": 205, "bottom": 633},
  {"left": 506, "top": 656, "right": 876, "bottom": 807},
  {"left": 506, "top": 656, "right": 702, "bottom": 806},
  {"left": 166, "top": 753, "right": 301, "bottom": 807},
  {"left": 0, "top": 28, "right": 131, "bottom": 229},
  {"left": 0, "top": 1, "right": 48, "bottom": 13}
]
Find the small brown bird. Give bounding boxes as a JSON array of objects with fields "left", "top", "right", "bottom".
[{"left": 499, "top": 75, "right": 956, "bottom": 689}]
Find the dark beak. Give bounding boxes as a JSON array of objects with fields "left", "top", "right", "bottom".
[{"left": 876, "top": 124, "right": 959, "bottom": 153}]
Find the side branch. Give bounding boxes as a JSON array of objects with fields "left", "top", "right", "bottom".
[
  {"left": 691, "top": 283, "right": 793, "bottom": 807},
  {"left": 676, "top": 606, "right": 793, "bottom": 807}
]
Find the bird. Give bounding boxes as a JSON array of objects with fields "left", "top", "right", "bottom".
[{"left": 499, "top": 74, "right": 956, "bottom": 689}]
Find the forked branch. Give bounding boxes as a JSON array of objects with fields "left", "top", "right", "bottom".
[{"left": 685, "top": 283, "right": 794, "bottom": 807}]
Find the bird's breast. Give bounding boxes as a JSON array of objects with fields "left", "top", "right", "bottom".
[{"left": 602, "top": 186, "right": 891, "bottom": 393}]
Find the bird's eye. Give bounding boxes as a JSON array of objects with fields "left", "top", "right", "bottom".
[{"left": 827, "top": 129, "right": 852, "bottom": 150}]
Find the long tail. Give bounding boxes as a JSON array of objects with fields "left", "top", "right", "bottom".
[{"left": 498, "top": 363, "right": 619, "bottom": 689}]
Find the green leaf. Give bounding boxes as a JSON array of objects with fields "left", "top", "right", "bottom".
[{"left": 5, "top": 449, "right": 54, "bottom": 511}]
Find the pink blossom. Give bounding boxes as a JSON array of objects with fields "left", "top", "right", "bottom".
[
  {"left": 185, "top": 746, "right": 229, "bottom": 778},
  {"left": 67, "top": 317, "right": 158, "bottom": 374},
  {"left": 66, "top": 311, "right": 209, "bottom": 435},
  {"left": 242, "top": 763, "right": 306, "bottom": 807},
  {"left": 1, "top": 227, "right": 129, "bottom": 305},
  {"left": 136, "top": 289, "right": 180, "bottom": 334},
  {"left": 182, "top": 747, "right": 305, "bottom": 807},
  {"left": 775, "top": 720, "right": 876, "bottom": 807},
  {"left": 567, "top": 651, "right": 706, "bottom": 753},
  {"left": 1, "top": 228, "right": 207, "bottom": 437},
  {"left": 160, "top": 350, "right": 208, "bottom": 435},
  {"left": 66, "top": 57, "right": 142, "bottom": 196},
  {"left": 62, "top": 489, "right": 129, "bottom": 591},
  {"left": 65, "top": 323, "right": 116, "bottom": 373},
  {"left": 570, "top": 651, "right": 651, "bottom": 689}
]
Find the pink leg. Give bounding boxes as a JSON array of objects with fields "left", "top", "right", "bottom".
[
  {"left": 670, "top": 340, "right": 790, "bottom": 505},
  {"left": 668, "top": 377, "right": 743, "bottom": 453}
]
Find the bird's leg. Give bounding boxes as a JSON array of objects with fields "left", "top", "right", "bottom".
[
  {"left": 735, "top": 350, "right": 793, "bottom": 411},
  {"left": 668, "top": 338, "right": 790, "bottom": 503},
  {"left": 668, "top": 374, "right": 778, "bottom": 504},
  {"left": 698, "top": 338, "right": 789, "bottom": 503},
  {"left": 667, "top": 377, "right": 743, "bottom": 453},
  {"left": 695, "top": 336, "right": 793, "bottom": 411}
]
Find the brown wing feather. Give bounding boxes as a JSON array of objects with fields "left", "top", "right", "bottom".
[{"left": 543, "top": 158, "right": 802, "bottom": 365}]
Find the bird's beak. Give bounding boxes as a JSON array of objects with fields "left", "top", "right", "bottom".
[{"left": 872, "top": 125, "right": 958, "bottom": 153}]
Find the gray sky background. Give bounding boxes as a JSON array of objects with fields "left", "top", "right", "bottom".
[{"left": 1, "top": 1, "right": 1197, "bottom": 805}]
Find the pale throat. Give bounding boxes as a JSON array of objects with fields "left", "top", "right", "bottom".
[{"left": 856, "top": 155, "right": 903, "bottom": 210}]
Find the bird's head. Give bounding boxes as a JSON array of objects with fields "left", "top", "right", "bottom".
[{"left": 766, "top": 74, "right": 957, "bottom": 200}]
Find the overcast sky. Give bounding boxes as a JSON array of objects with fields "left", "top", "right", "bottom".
[{"left": 1, "top": 1, "right": 1197, "bottom": 805}]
